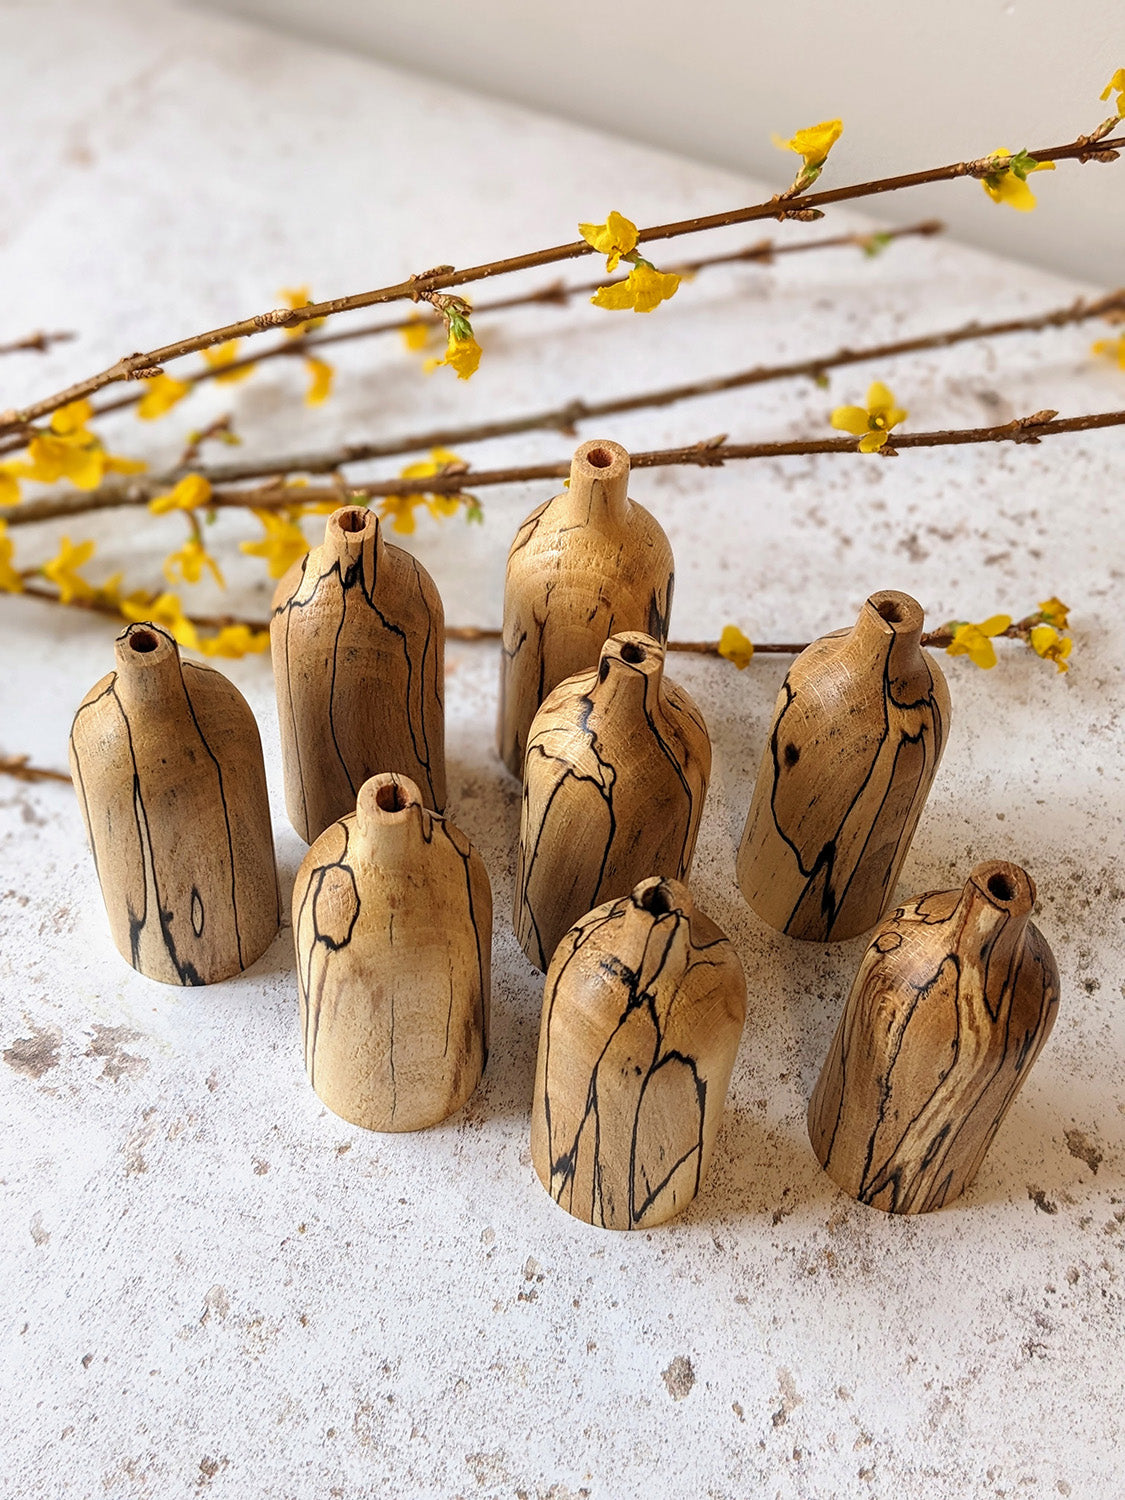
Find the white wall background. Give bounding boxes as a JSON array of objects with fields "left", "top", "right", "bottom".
[{"left": 184, "top": 0, "right": 1125, "bottom": 284}]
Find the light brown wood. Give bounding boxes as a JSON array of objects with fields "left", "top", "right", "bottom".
[
  {"left": 513, "top": 631, "right": 711, "bottom": 972},
  {"left": 496, "top": 438, "right": 674, "bottom": 779},
  {"left": 808, "top": 860, "right": 1059, "bottom": 1213},
  {"left": 293, "top": 771, "right": 491, "bottom": 1132},
  {"left": 736, "top": 589, "right": 950, "bottom": 942},
  {"left": 531, "top": 876, "right": 745, "bottom": 1229},
  {"left": 69, "top": 622, "right": 279, "bottom": 985},
  {"left": 271, "top": 505, "right": 445, "bottom": 843}
]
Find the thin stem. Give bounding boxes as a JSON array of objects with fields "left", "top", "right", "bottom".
[
  {"left": 0, "top": 331, "right": 75, "bottom": 357},
  {"left": 2, "top": 129, "right": 1119, "bottom": 432},
  {"left": 0, "top": 754, "right": 71, "bottom": 785}
]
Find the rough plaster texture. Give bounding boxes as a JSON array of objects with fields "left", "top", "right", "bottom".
[{"left": 0, "top": 4, "right": 1122, "bottom": 1497}]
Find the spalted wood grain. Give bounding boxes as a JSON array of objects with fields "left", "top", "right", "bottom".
[
  {"left": 808, "top": 860, "right": 1059, "bottom": 1213},
  {"left": 69, "top": 622, "right": 279, "bottom": 985},
  {"left": 293, "top": 772, "right": 491, "bottom": 1132},
  {"left": 513, "top": 631, "right": 711, "bottom": 972},
  {"left": 496, "top": 439, "right": 674, "bottom": 779},
  {"left": 531, "top": 876, "right": 745, "bottom": 1229},
  {"left": 272, "top": 505, "right": 445, "bottom": 843},
  {"left": 736, "top": 590, "right": 950, "bottom": 943}
]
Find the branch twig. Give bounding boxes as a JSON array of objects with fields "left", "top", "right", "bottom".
[
  {"left": 0, "top": 754, "right": 71, "bottom": 784},
  {"left": 0, "top": 331, "right": 75, "bottom": 357}
]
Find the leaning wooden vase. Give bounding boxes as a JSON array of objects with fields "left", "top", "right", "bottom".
[
  {"left": 531, "top": 876, "right": 746, "bottom": 1229},
  {"left": 513, "top": 631, "right": 711, "bottom": 971},
  {"left": 293, "top": 772, "right": 491, "bottom": 1132},
  {"left": 497, "top": 438, "right": 674, "bottom": 778},
  {"left": 808, "top": 860, "right": 1060, "bottom": 1213},
  {"left": 736, "top": 589, "right": 950, "bottom": 942},
  {"left": 69, "top": 621, "right": 279, "bottom": 985},
  {"left": 272, "top": 505, "right": 446, "bottom": 843}
]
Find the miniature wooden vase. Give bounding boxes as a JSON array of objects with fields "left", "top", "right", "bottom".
[
  {"left": 736, "top": 589, "right": 950, "bottom": 942},
  {"left": 271, "top": 505, "right": 446, "bottom": 843},
  {"left": 808, "top": 860, "right": 1060, "bottom": 1213},
  {"left": 69, "top": 622, "right": 279, "bottom": 985},
  {"left": 293, "top": 772, "right": 491, "bottom": 1132},
  {"left": 531, "top": 876, "right": 746, "bottom": 1229},
  {"left": 513, "top": 631, "right": 711, "bottom": 972},
  {"left": 496, "top": 438, "right": 674, "bottom": 779}
]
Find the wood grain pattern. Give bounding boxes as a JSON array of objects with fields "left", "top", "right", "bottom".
[
  {"left": 808, "top": 860, "right": 1059, "bottom": 1213},
  {"left": 531, "top": 876, "right": 745, "bottom": 1229},
  {"left": 69, "top": 622, "right": 279, "bottom": 985},
  {"left": 513, "top": 631, "right": 711, "bottom": 972},
  {"left": 496, "top": 439, "right": 674, "bottom": 779},
  {"left": 736, "top": 590, "right": 950, "bottom": 942},
  {"left": 272, "top": 505, "right": 445, "bottom": 843},
  {"left": 293, "top": 772, "right": 491, "bottom": 1132}
]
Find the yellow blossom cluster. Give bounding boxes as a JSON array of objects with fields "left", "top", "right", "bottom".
[
  {"left": 944, "top": 598, "right": 1073, "bottom": 673},
  {"left": 240, "top": 508, "right": 310, "bottom": 578},
  {"left": 1101, "top": 68, "right": 1125, "bottom": 117},
  {"left": 772, "top": 118, "right": 844, "bottom": 192},
  {"left": 830, "top": 381, "right": 907, "bottom": 452},
  {"left": 980, "top": 147, "right": 1054, "bottom": 212},
  {"left": 1091, "top": 333, "right": 1125, "bottom": 370},
  {"left": 580, "top": 213, "right": 681, "bottom": 314},
  {"left": 717, "top": 624, "right": 754, "bottom": 670},
  {"left": 376, "top": 450, "right": 482, "bottom": 534},
  {"left": 0, "top": 400, "right": 146, "bottom": 505}
]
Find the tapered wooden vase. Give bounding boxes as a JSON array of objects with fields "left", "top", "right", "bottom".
[
  {"left": 808, "top": 860, "right": 1060, "bottom": 1213},
  {"left": 293, "top": 772, "right": 491, "bottom": 1132},
  {"left": 513, "top": 631, "right": 710, "bottom": 971},
  {"left": 497, "top": 439, "right": 674, "bottom": 778},
  {"left": 272, "top": 505, "right": 445, "bottom": 843},
  {"left": 736, "top": 589, "right": 950, "bottom": 942},
  {"left": 531, "top": 876, "right": 745, "bottom": 1229},
  {"left": 69, "top": 622, "right": 279, "bottom": 985}
]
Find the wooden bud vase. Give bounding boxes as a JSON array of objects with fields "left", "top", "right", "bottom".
[
  {"left": 513, "top": 631, "right": 711, "bottom": 972},
  {"left": 531, "top": 876, "right": 745, "bottom": 1229},
  {"left": 69, "top": 622, "right": 279, "bottom": 985},
  {"left": 496, "top": 438, "right": 674, "bottom": 778},
  {"left": 808, "top": 861, "right": 1060, "bottom": 1214},
  {"left": 271, "top": 505, "right": 446, "bottom": 843},
  {"left": 736, "top": 589, "right": 950, "bottom": 942},
  {"left": 293, "top": 772, "right": 491, "bottom": 1132}
]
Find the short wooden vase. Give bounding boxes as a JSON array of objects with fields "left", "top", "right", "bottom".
[
  {"left": 293, "top": 772, "right": 491, "bottom": 1132},
  {"left": 736, "top": 589, "right": 950, "bottom": 942},
  {"left": 513, "top": 631, "right": 711, "bottom": 972},
  {"left": 808, "top": 860, "right": 1060, "bottom": 1213},
  {"left": 272, "top": 505, "right": 446, "bottom": 843},
  {"left": 69, "top": 621, "right": 279, "bottom": 985},
  {"left": 496, "top": 438, "right": 674, "bottom": 778},
  {"left": 531, "top": 876, "right": 746, "bottom": 1229}
]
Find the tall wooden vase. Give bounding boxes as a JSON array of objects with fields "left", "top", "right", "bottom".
[
  {"left": 808, "top": 860, "right": 1060, "bottom": 1213},
  {"left": 69, "top": 621, "right": 279, "bottom": 985},
  {"left": 531, "top": 876, "right": 746, "bottom": 1229},
  {"left": 293, "top": 772, "right": 491, "bottom": 1132},
  {"left": 496, "top": 439, "right": 674, "bottom": 778},
  {"left": 271, "top": 504, "right": 445, "bottom": 843},
  {"left": 736, "top": 589, "right": 950, "bottom": 942},
  {"left": 513, "top": 631, "right": 711, "bottom": 971}
]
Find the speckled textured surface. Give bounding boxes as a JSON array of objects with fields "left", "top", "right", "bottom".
[{"left": 1, "top": 4, "right": 1123, "bottom": 1497}]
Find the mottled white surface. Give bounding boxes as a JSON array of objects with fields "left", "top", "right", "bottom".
[{"left": 1, "top": 4, "right": 1123, "bottom": 1498}]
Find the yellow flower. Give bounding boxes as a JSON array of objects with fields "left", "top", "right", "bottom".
[
  {"left": 830, "top": 380, "right": 908, "bottom": 452},
  {"left": 18, "top": 416, "right": 146, "bottom": 490},
  {"left": 305, "top": 356, "right": 334, "bottom": 406},
  {"left": 50, "top": 399, "right": 93, "bottom": 436},
  {"left": 945, "top": 615, "right": 1012, "bottom": 670},
  {"left": 579, "top": 211, "right": 639, "bottom": 273},
  {"left": 395, "top": 448, "right": 473, "bottom": 521},
  {"left": 280, "top": 286, "right": 326, "bottom": 338},
  {"left": 718, "top": 624, "right": 754, "bottom": 670},
  {"left": 240, "top": 509, "right": 309, "bottom": 578},
  {"left": 1091, "top": 333, "right": 1125, "bottom": 370},
  {"left": 981, "top": 147, "right": 1055, "bottom": 212},
  {"left": 0, "top": 463, "right": 21, "bottom": 507},
  {"left": 772, "top": 119, "right": 843, "bottom": 169},
  {"left": 149, "top": 473, "right": 213, "bottom": 515},
  {"left": 0, "top": 521, "right": 22, "bottom": 592},
  {"left": 1037, "top": 596, "right": 1070, "bottom": 630},
  {"left": 375, "top": 494, "right": 422, "bottom": 535},
  {"left": 93, "top": 571, "right": 151, "bottom": 614},
  {"left": 121, "top": 590, "right": 200, "bottom": 653},
  {"left": 591, "top": 261, "right": 681, "bottom": 314},
  {"left": 42, "top": 534, "right": 96, "bottom": 604},
  {"left": 1100, "top": 68, "right": 1125, "bottom": 115},
  {"left": 426, "top": 332, "right": 483, "bottom": 380},
  {"left": 1029, "top": 623, "right": 1073, "bottom": 673},
  {"left": 203, "top": 341, "right": 255, "bottom": 384},
  {"left": 199, "top": 623, "right": 271, "bottom": 659},
  {"left": 400, "top": 316, "right": 434, "bottom": 353},
  {"left": 136, "top": 373, "right": 191, "bottom": 420},
  {"left": 164, "top": 538, "right": 225, "bottom": 588}
]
